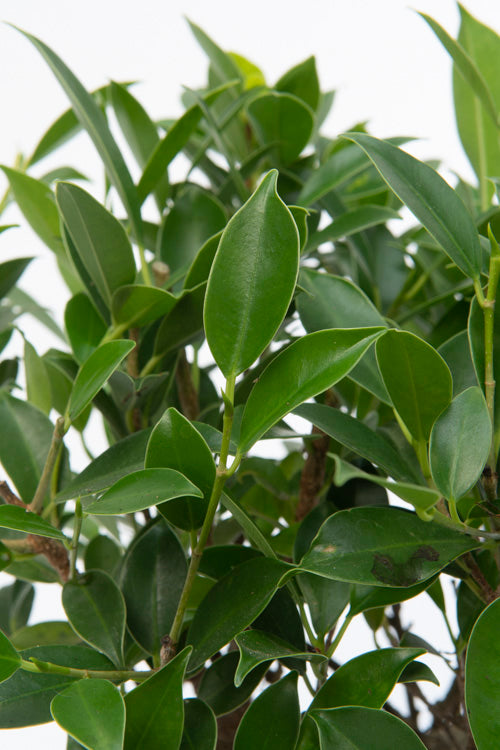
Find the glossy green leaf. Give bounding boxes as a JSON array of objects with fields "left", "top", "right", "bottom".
[
  {"left": 311, "top": 706, "right": 427, "bottom": 749},
  {"left": 183, "top": 232, "right": 221, "bottom": 290},
  {"left": 466, "top": 597, "right": 500, "bottom": 748},
  {"left": 51, "top": 679, "right": 125, "bottom": 750},
  {"left": 110, "top": 81, "right": 160, "bottom": 167},
  {"left": 84, "top": 535, "right": 121, "bottom": 576},
  {"left": 10, "top": 622, "right": 80, "bottom": 650},
  {"left": 221, "top": 492, "right": 277, "bottom": 559},
  {"left": 0, "top": 581, "right": 34, "bottom": 637},
  {"left": 180, "top": 698, "right": 217, "bottom": 750},
  {"left": 24, "top": 339, "right": 51, "bottom": 414},
  {"left": 310, "top": 648, "right": 424, "bottom": 711},
  {"left": 0, "top": 631, "right": 21, "bottom": 685},
  {"left": 153, "top": 282, "right": 206, "bottom": 358},
  {"left": 62, "top": 570, "right": 126, "bottom": 666},
  {"left": 275, "top": 56, "right": 320, "bottom": 111},
  {"left": 120, "top": 519, "right": 187, "bottom": 656},
  {"left": 0, "top": 257, "right": 33, "bottom": 300},
  {"left": 13, "top": 27, "right": 142, "bottom": 241},
  {"left": 65, "top": 293, "right": 107, "bottom": 363},
  {"left": 349, "top": 578, "right": 436, "bottom": 617},
  {"left": 239, "top": 328, "right": 384, "bottom": 452},
  {"left": 438, "top": 330, "right": 478, "bottom": 396},
  {"left": 376, "top": 330, "right": 452, "bottom": 442},
  {"left": 233, "top": 672, "right": 300, "bottom": 750},
  {"left": 56, "top": 182, "right": 136, "bottom": 307},
  {"left": 430, "top": 386, "right": 491, "bottom": 501},
  {"left": 145, "top": 407, "right": 215, "bottom": 530},
  {"left": 204, "top": 169, "right": 299, "bottom": 377},
  {"left": 111, "top": 285, "right": 176, "bottom": 329},
  {"left": 343, "top": 132, "right": 482, "bottom": 279},
  {"left": 308, "top": 205, "right": 400, "bottom": 251},
  {"left": 234, "top": 629, "right": 326, "bottom": 687},
  {"left": 186, "top": 557, "right": 293, "bottom": 671},
  {"left": 198, "top": 651, "right": 267, "bottom": 717},
  {"left": 247, "top": 92, "right": 314, "bottom": 164},
  {"left": 67, "top": 339, "right": 135, "bottom": 423},
  {"left": 299, "top": 506, "right": 478, "bottom": 586},
  {"left": 0, "top": 506, "right": 66, "bottom": 541},
  {"left": 399, "top": 660, "right": 440, "bottom": 686},
  {"left": 85, "top": 468, "right": 202, "bottom": 515},
  {"left": 124, "top": 647, "right": 191, "bottom": 750}
]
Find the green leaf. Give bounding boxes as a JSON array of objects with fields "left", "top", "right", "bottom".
[
  {"left": 204, "top": 169, "right": 299, "bottom": 377},
  {"left": 466, "top": 597, "right": 500, "bottom": 748},
  {"left": 111, "top": 285, "right": 176, "bottom": 329},
  {"left": 295, "top": 403, "right": 420, "bottom": 483},
  {"left": 349, "top": 578, "right": 436, "bottom": 617},
  {"left": 438, "top": 330, "right": 478, "bottom": 396},
  {"left": 84, "top": 535, "right": 121, "bottom": 576},
  {"left": 239, "top": 328, "right": 384, "bottom": 452},
  {"left": 299, "top": 506, "right": 478, "bottom": 586},
  {"left": 275, "top": 56, "right": 320, "bottom": 111},
  {"left": 187, "top": 20, "right": 242, "bottom": 83},
  {"left": 399, "top": 660, "right": 440, "bottom": 686},
  {"left": 343, "top": 132, "right": 482, "bottom": 279},
  {"left": 186, "top": 557, "right": 293, "bottom": 671},
  {"left": 62, "top": 570, "right": 126, "bottom": 666},
  {"left": 0, "top": 506, "right": 66, "bottom": 541},
  {"left": 247, "top": 92, "right": 314, "bottom": 164},
  {"left": 153, "top": 282, "right": 206, "bottom": 359},
  {"left": 376, "top": 330, "right": 452, "bottom": 443},
  {"left": 10, "top": 622, "right": 80, "bottom": 650},
  {"left": 124, "top": 647, "right": 191, "bottom": 750},
  {"left": 0, "top": 581, "right": 34, "bottom": 636},
  {"left": 67, "top": 339, "right": 135, "bottom": 423},
  {"left": 65, "top": 293, "right": 106, "bottom": 363},
  {"left": 198, "top": 651, "right": 267, "bottom": 716},
  {"left": 110, "top": 81, "right": 161, "bottom": 167},
  {"left": 0, "top": 631, "right": 21, "bottom": 684},
  {"left": 233, "top": 672, "right": 300, "bottom": 750},
  {"left": 310, "top": 648, "right": 424, "bottom": 711},
  {"left": 180, "top": 698, "right": 217, "bottom": 750},
  {"left": 24, "top": 339, "right": 52, "bottom": 414},
  {"left": 13, "top": 26, "right": 142, "bottom": 241},
  {"left": 0, "top": 257, "right": 33, "bottom": 300},
  {"left": 183, "top": 232, "right": 221, "bottom": 290},
  {"left": 221, "top": 492, "right": 277, "bottom": 559},
  {"left": 234, "top": 629, "right": 326, "bottom": 687},
  {"left": 307, "top": 205, "right": 400, "bottom": 251},
  {"left": 120, "top": 519, "right": 187, "bottom": 657},
  {"left": 56, "top": 182, "right": 136, "bottom": 307},
  {"left": 85, "top": 468, "right": 202, "bottom": 515},
  {"left": 51, "top": 679, "right": 125, "bottom": 750},
  {"left": 145, "top": 407, "right": 215, "bottom": 530},
  {"left": 430, "top": 386, "right": 491, "bottom": 501},
  {"left": 311, "top": 706, "right": 427, "bottom": 749}
]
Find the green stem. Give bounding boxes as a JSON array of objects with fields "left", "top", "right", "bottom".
[
  {"left": 138, "top": 243, "right": 152, "bottom": 286},
  {"left": 29, "top": 417, "right": 67, "bottom": 514},
  {"left": 297, "top": 599, "right": 322, "bottom": 652},
  {"left": 21, "top": 657, "right": 151, "bottom": 683},
  {"left": 326, "top": 613, "right": 353, "bottom": 658},
  {"left": 139, "top": 353, "right": 163, "bottom": 378},
  {"left": 69, "top": 499, "right": 83, "bottom": 581}
]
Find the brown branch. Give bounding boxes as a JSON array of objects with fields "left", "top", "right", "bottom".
[
  {"left": 464, "top": 552, "right": 497, "bottom": 604},
  {"left": 175, "top": 349, "right": 199, "bottom": 420}
]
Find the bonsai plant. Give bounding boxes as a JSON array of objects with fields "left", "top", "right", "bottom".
[{"left": 0, "top": 5, "right": 499, "bottom": 749}]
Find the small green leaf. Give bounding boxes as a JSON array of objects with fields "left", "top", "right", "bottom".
[
  {"left": 204, "top": 169, "right": 299, "bottom": 377},
  {"left": 399, "top": 660, "right": 440, "bottom": 686},
  {"left": 349, "top": 578, "right": 438, "bottom": 617},
  {"left": 187, "top": 20, "right": 242, "bottom": 83},
  {"left": 24, "top": 339, "right": 52, "bottom": 415},
  {"left": 65, "top": 293, "right": 107, "bottom": 363},
  {"left": 110, "top": 81, "right": 160, "bottom": 167},
  {"left": 275, "top": 56, "right": 320, "bottom": 111},
  {"left": 111, "top": 285, "right": 176, "bottom": 329},
  {"left": 299, "top": 506, "right": 478, "bottom": 586},
  {"left": 247, "top": 92, "right": 314, "bottom": 164},
  {"left": 51, "top": 679, "right": 125, "bottom": 750},
  {"left": 183, "top": 232, "right": 221, "bottom": 290},
  {"left": 124, "top": 647, "right": 191, "bottom": 750},
  {"left": 376, "top": 330, "right": 452, "bottom": 443},
  {"left": 466, "top": 597, "right": 500, "bottom": 748},
  {"left": 0, "top": 631, "right": 21, "bottom": 684},
  {"left": 343, "top": 132, "right": 482, "bottom": 279},
  {"left": 0, "top": 257, "right": 33, "bottom": 301},
  {"left": 0, "top": 506, "right": 66, "bottom": 541},
  {"left": 153, "top": 282, "right": 206, "bottom": 359},
  {"left": 239, "top": 328, "right": 384, "bottom": 452},
  {"left": 430, "top": 386, "right": 491, "bottom": 501},
  {"left": 233, "top": 672, "right": 300, "bottom": 750},
  {"left": 311, "top": 706, "right": 427, "bottom": 749},
  {"left": 180, "top": 698, "right": 217, "bottom": 750},
  {"left": 62, "top": 570, "right": 126, "bottom": 666},
  {"left": 67, "top": 339, "right": 135, "bottom": 423},
  {"left": 198, "top": 651, "right": 267, "bottom": 717},
  {"left": 85, "top": 468, "right": 202, "bottom": 515}
]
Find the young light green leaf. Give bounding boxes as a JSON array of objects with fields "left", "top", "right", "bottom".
[
  {"left": 24, "top": 340, "right": 51, "bottom": 415},
  {"left": 466, "top": 597, "right": 500, "bottom": 748},
  {"left": 65, "top": 293, "right": 107, "bottom": 363},
  {"left": 180, "top": 698, "right": 217, "bottom": 750},
  {"left": 124, "top": 647, "right": 191, "bottom": 750},
  {"left": 376, "top": 330, "right": 452, "bottom": 443},
  {"left": 0, "top": 631, "right": 21, "bottom": 684},
  {"left": 311, "top": 706, "right": 427, "bottom": 749},
  {"left": 0, "top": 506, "right": 66, "bottom": 541},
  {"left": 247, "top": 92, "right": 314, "bottom": 164},
  {"left": 51, "top": 679, "right": 125, "bottom": 750},
  {"left": 343, "top": 132, "right": 482, "bottom": 279},
  {"left": 239, "top": 328, "right": 384, "bottom": 452},
  {"left": 67, "top": 339, "right": 135, "bottom": 423},
  {"left": 299, "top": 506, "right": 478, "bottom": 586},
  {"left": 204, "top": 170, "right": 299, "bottom": 377},
  {"left": 84, "top": 468, "right": 203, "bottom": 515},
  {"left": 429, "top": 386, "right": 491, "bottom": 501},
  {"left": 56, "top": 182, "right": 136, "bottom": 307}
]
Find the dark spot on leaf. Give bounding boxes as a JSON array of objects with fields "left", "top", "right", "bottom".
[
  {"left": 413, "top": 545, "right": 439, "bottom": 562},
  {"left": 371, "top": 546, "right": 439, "bottom": 586}
]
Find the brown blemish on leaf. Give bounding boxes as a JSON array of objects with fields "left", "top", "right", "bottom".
[
  {"left": 371, "top": 545, "right": 440, "bottom": 586},
  {"left": 322, "top": 545, "right": 337, "bottom": 554}
]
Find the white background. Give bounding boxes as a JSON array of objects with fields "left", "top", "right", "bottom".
[{"left": 0, "top": 0, "right": 499, "bottom": 746}]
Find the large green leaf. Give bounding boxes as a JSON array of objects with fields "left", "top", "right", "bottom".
[
  {"left": 0, "top": 631, "right": 21, "bottom": 685},
  {"left": 56, "top": 182, "right": 136, "bottom": 307},
  {"left": 376, "top": 330, "right": 452, "bottom": 443},
  {"left": 343, "top": 132, "right": 482, "bottom": 279},
  {"left": 119, "top": 519, "right": 187, "bottom": 657},
  {"left": 247, "top": 92, "right": 314, "bottom": 164},
  {"left": 65, "top": 293, "right": 107, "bottom": 363},
  {"left": 239, "top": 328, "right": 384, "bottom": 452},
  {"left": 62, "top": 570, "right": 126, "bottom": 666},
  {"left": 67, "top": 339, "right": 135, "bottom": 423},
  {"left": 429, "top": 386, "right": 491, "bottom": 501},
  {"left": 180, "top": 698, "right": 217, "bottom": 750},
  {"left": 204, "top": 169, "right": 299, "bottom": 377},
  {"left": 124, "top": 647, "right": 191, "bottom": 750},
  {"left": 299, "top": 506, "right": 478, "bottom": 586},
  {"left": 84, "top": 468, "right": 202, "bottom": 515},
  {"left": 234, "top": 672, "right": 300, "bottom": 750},
  {"left": 186, "top": 557, "right": 293, "bottom": 671},
  {"left": 51, "top": 679, "right": 125, "bottom": 750},
  {"left": 311, "top": 706, "right": 427, "bottom": 749},
  {"left": 0, "top": 506, "right": 66, "bottom": 541},
  {"left": 466, "top": 598, "right": 500, "bottom": 749},
  {"left": 310, "top": 648, "right": 424, "bottom": 711},
  {"left": 24, "top": 339, "right": 52, "bottom": 414},
  {"left": 13, "top": 26, "right": 142, "bottom": 241}
]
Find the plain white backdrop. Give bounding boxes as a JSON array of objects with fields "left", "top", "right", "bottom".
[{"left": 0, "top": 0, "right": 499, "bottom": 746}]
